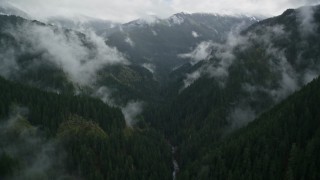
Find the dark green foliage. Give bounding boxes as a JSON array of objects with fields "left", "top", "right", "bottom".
[
  {"left": 57, "top": 118, "right": 172, "bottom": 180},
  {"left": 58, "top": 115, "right": 108, "bottom": 140},
  {"left": 99, "top": 129, "right": 172, "bottom": 180},
  {"left": 0, "top": 76, "right": 125, "bottom": 134},
  {"left": 0, "top": 77, "right": 172, "bottom": 180},
  {"left": 179, "top": 77, "right": 320, "bottom": 180},
  {"left": 57, "top": 115, "right": 108, "bottom": 179},
  {"left": 0, "top": 153, "right": 18, "bottom": 178},
  {"left": 144, "top": 5, "right": 320, "bottom": 179},
  {"left": 96, "top": 64, "right": 161, "bottom": 105}
]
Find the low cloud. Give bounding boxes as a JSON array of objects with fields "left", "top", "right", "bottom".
[
  {"left": 297, "top": 5, "right": 318, "bottom": 36},
  {"left": 121, "top": 101, "right": 144, "bottom": 127},
  {"left": 303, "top": 70, "right": 319, "bottom": 84},
  {"left": 92, "top": 86, "right": 116, "bottom": 106},
  {"left": 235, "top": 25, "right": 300, "bottom": 104},
  {"left": 151, "top": 29, "right": 158, "bottom": 36},
  {"left": 191, "top": 31, "right": 199, "bottom": 38},
  {"left": 228, "top": 106, "right": 256, "bottom": 129},
  {"left": 181, "top": 19, "right": 320, "bottom": 128},
  {"left": 0, "top": 48, "right": 18, "bottom": 78},
  {"left": 180, "top": 25, "right": 249, "bottom": 89},
  {"left": 0, "top": 21, "right": 128, "bottom": 87},
  {"left": 0, "top": 106, "right": 67, "bottom": 179},
  {"left": 182, "top": 70, "right": 202, "bottom": 89},
  {"left": 125, "top": 36, "right": 135, "bottom": 47},
  {"left": 269, "top": 53, "right": 298, "bottom": 102},
  {"left": 93, "top": 88, "right": 146, "bottom": 128},
  {"left": 178, "top": 41, "right": 213, "bottom": 65},
  {"left": 262, "top": 31, "right": 299, "bottom": 101},
  {"left": 142, "top": 63, "right": 156, "bottom": 73}
]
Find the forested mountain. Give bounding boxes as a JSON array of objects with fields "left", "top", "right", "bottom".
[
  {"left": 0, "top": 14, "right": 160, "bottom": 105},
  {"left": 152, "top": 4, "right": 320, "bottom": 141},
  {"left": 104, "top": 13, "right": 259, "bottom": 81},
  {"left": 144, "top": 4, "right": 320, "bottom": 178},
  {"left": 179, "top": 75, "right": 320, "bottom": 180},
  {"left": 0, "top": 2, "right": 320, "bottom": 180},
  {"left": 0, "top": 76, "right": 171, "bottom": 180},
  {"left": 0, "top": 11, "right": 259, "bottom": 105}
]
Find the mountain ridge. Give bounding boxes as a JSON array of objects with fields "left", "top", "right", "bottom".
[{"left": 143, "top": 5, "right": 320, "bottom": 177}]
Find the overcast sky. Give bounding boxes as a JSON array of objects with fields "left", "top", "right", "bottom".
[{"left": 4, "top": 0, "right": 320, "bottom": 22}]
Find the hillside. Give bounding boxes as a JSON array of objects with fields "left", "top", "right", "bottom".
[
  {"left": 104, "top": 13, "right": 259, "bottom": 81},
  {"left": 179, "top": 75, "right": 320, "bottom": 180},
  {"left": 0, "top": 14, "right": 161, "bottom": 106},
  {"left": 0, "top": 12, "right": 259, "bottom": 106},
  {"left": 144, "top": 4, "right": 320, "bottom": 174},
  {"left": 0, "top": 76, "right": 172, "bottom": 180}
]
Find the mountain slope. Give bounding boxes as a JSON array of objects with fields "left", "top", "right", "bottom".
[
  {"left": 0, "top": 76, "right": 172, "bottom": 180},
  {"left": 104, "top": 13, "right": 259, "bottom": 81},
  {"left": 0, "top": 12, "right": 259, "bottom": 105},
  {"left": 144, "top": 4, "right": 320, "bottom": 176},
  {"left": 179, "top": 75, "right": 320, "bottom": 180},
  {"left": 153, "top": 4, "right": 320, "bottom": 138},
  {"left": 0, "top": 14, "right": 161, "bottom": 106}
]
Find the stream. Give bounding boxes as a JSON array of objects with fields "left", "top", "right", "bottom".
[{"left": 172, "top": 146, "right": 179, "bottom": 180}]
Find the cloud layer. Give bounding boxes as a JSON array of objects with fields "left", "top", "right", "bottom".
[
  {"left": 121, "top": 101, "right": 144, "bottom": 127},
  {"left": 0, "top": 21, "right": 127, "bottom": 87},
  {"left": 4, "top": 0, "right": 320, "bottom": 22},
  {"left": 179, "top": 8, "right": 320, "bottom": 128}
]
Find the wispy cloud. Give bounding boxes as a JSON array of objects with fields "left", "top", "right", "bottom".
[
  {"left": 0, "top": 106, "right": 68, "bottom": 179},
  {"left": 180, "top": 26, "right": 249, "bottom": 89},
  {"left": 180, "top": 12, "right": 320, "bottom": 128},
  {"left": 297, "top": 5, "right": 318, "bottom": 36},
  {"left": 178, "top": 41, "right": 213, "bottom": 65},
  {"left": 121, "top": 101, "right": 144, "bottom": 127},
  {"left": 0, "top": 22, "right": 128, "bottom": 87},
  {"left": 4, "top": 0, "right": 320, "bottom": 22}
]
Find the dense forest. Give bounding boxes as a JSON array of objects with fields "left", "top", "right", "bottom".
[
  {"left": 0, "top": 76, "right": 171, "bottom": 179},
  {"left": 144, "top": 6, "right": 320, "bottom": 178},
  {"left": 179, "top": 76, "right": 320, "bottom": 179}
]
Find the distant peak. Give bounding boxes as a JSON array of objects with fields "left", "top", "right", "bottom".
[
  {"left": 192, "top": 12, "right": 222, "bottom": 16},
  {"left": 125, "top": 15, "right": 161, "bottom": 27},
  {"left": 174, "top": 12, "right": 188, "bottom": 16},
  {"left": 168, "top": 14, "right": 185, "bottom": 25}
]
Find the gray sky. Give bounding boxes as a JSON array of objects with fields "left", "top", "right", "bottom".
[{"left": 4, "top": 0, "right": 320, "bottom": 22}]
